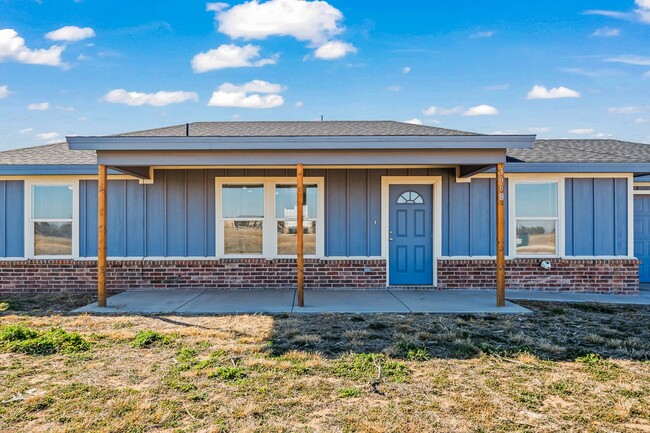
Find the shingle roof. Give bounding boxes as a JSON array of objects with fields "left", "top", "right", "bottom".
[
  {"left": 0, "top": 142, "right": 96, "bottom": 165},
  {"left": 2, "top": 128, "right": 650, "bottom": 167},
  {"left": 116, "top": 121, "right": 480, "bottom": 137},
  {"left": 507, "top": 139, "right": 650, "bottom": 163}
]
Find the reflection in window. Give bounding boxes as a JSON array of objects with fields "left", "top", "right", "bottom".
[
  {"left": 275, "top": 184, "right": 319, "bottom": 255},
  {"left": 397, "top": 191, "right": 424, "bottom": 204},
  {"left": 515, "top": 182, "right": 559, "bottom": 255},
  {"left": 222, "top": 184, "right": 264, "bottom": 218},
  {"left": 277, "top": 221, "right": 317, "bottom": 255},
  {"left": 222, "top": 184, "right": 264, "bottom": 255},
  {"left": 31, "top": 185, "right": 74, "bottom": 256},
  {"left": 224, "top": 221, "right": 263, "bottom": 254}
]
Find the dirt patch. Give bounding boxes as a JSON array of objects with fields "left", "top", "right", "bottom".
[{"left": 0, "top": 293, "right": 97, "bottom": 316}]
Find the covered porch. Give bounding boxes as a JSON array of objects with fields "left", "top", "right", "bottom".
[{"left": 67, "top": 123, "right": 535, "bottom": 309}]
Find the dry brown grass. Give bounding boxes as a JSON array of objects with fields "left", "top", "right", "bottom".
[{"left": 0, "top": 295, "right": 649, "bottom": 432}]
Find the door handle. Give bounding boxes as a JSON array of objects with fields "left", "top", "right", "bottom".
[{"left": 389, "top": 237, "right": 394, "bottom": 241}]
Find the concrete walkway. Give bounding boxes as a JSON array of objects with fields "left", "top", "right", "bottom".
[
  {"left": 506, "top": 289, "right": 650, "bottom": 305},
  {"left": 74, "top": 289, "right": 530, "bottom": 314}
]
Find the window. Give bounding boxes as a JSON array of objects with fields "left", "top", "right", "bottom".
[
  {"left": 397, "top": 191, "right": 424, "bottom": 204},
  {"left": 222, "top": 184, "right": 264, "bottom": 255},
  {"left": 275, "top": 184, "right": 318, "bottom": 255},
  {"left": 514, "top": 182, "right": 559, "bottom": 255},
  {"left": 217, "top": 178, "right": 323, "bottom": 258},
  {"left": 29, "top": 184, "right": 75, "bottom": 257}
]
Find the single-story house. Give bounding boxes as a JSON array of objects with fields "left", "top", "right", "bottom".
[{"left": 1, "top": 121, "right": 649, "bottom": 303}]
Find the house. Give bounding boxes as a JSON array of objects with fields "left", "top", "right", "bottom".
[{"left": 0, "top": 121, "right": 648, "bottom": 304}]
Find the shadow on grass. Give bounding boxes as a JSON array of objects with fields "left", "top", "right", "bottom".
[
  {"left": 2, "top": 293, "right": 650, "bottom": 361},
  {"left": 267, "top": 301, "right": 650, "bottom": 361}
]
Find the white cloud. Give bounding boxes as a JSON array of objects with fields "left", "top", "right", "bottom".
[
  {"left": 608, "top": 106, "right": 643, "bottom": 114},
  {"left": 634, "top": 118, "right": 649, "bottom": 124},
  {"left": 0, "top": 85, "right": 8, "bottom": 99},
  {"left": 206, "top": 2, "right": 230, "bottom": 13},
  {"left": 27, "top": 102, "right": 49, "bottom": 111},
  {"left": 595, "top": 132, "right": 613, "bottom": 138},
  {"left": 490, "top": 130, "right": 519, "bottom": 135},
  {"left": 484, "top": 83, "right": 509, "bottom": 91},
  {"left": 45, "top": 26, "right": 95, "bottom": 42},
  {"left": 591, "top": 27, "right": 620, "bottom": 37},
  {"left": 387, "top": 85, "right": 401, "bottom": 92},
  {"left": 463, "top": 104, "right": 499, "bottom": 116},
  {"left": 213, "top": 0, "right": 344, "bottom": 44},
  {"left": 558, "top": 67, "right": 622, "bottom": 78},
  {"left": 313, "top": 40, "right": 356, "bottom": 59},
  {"left": 569, "top": 128, "right": 594, "bottom": 135},
  {"left": 294, "top": 100, "right": 304, "bottom": 108},
  {"left": 102, "top": 89, "right": 199, "bottom": 106},
  {"left": 0, "top": 29, "right": 64, "bottom": 66},
  {"left": 19, "top": 128, "right": 33, "bottom": 134},
  {"left": 208, "top": 80, "right": 285, "bottom": 109},
  {"left": 56, "top": 106, "right": 75, "bottom": 111},
  {"left": 606, "top": 55, "right": 650, "bottom": 65},
  {"left": 211, "top": 0, "right": 355, "bottom": 59},
  {"left": 422, "top": 105, "right": 463, "bottom": 116},
  {"left": 404, "top": 118, "right": 422, "bottom": 125},
  {"left": 583, "top": 10, "right": 633, "bottom": 20},
  {"left": 584, "top": 1, "right": 650, "bottom": 24},
  {"left": 528, "top": 127, "right": 550, "bottom": 133},
  {"left": 191, "top": 43, "right": 277, "bottom": 73},
  {"left": 402, "top": 66, "right": 411, "bottom": 74},
  {"left": 644, "top": 71, "right": 650, "bottom": 79},
  {"left": 527, "top": 85, "right": 581, "bottom": 99},
  {"left": 471, "top": 30, "right": 495, "bottom": 38},
  {"left": 37, "top": 132, "right": 62, "bottom": 143}
]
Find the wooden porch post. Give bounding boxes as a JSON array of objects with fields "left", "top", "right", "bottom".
[
  {"left": 296, "top": 164, "right": 305, "bottom": 307},
  {"left": 97, "top": 164, "right": 107, "bottom": 307},
  {"left": 496, "top": 162, "right": 506, "bottom": 307}
]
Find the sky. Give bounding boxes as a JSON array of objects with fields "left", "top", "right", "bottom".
[{"left": 0, "top": 0, "right": 650, "bottom": 151}]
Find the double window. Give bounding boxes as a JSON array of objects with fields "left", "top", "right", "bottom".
[
  {"left": 217, "top": 178, "right": 323, "bottom": 258},
  {"left": 513, "top": 181, "right": 560, "bottom": 256},
  {"left": 27, "top": 183, "right": 77, "bottom": 257}
]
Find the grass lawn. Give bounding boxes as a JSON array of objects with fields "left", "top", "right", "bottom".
[{"left": 0, "top": 294, "right": 649, "bottom": 432}]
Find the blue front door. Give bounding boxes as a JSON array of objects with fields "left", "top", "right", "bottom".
[
  {"left": 634, "top": 195, "right": 650, "bottom": 282},
  {"left": 389, "top": 184, "right": 433, "bottom": 285}
]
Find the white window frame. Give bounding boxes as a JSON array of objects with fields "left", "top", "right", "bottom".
[
  {"left": 509, "top": 177, "right": 564, "bottom": 258},
  {"left": 24, "top": 179, "right": 79, "bottom": 259},
  {"left": 215, "top": 177, "right": 325, "bottom": 259}
]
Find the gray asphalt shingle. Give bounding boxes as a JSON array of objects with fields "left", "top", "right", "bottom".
[
  {"left": 115, "top": 121, "right": 480, "bottom": 137},
  {"left": 1, "top": 123, "right": 649, "bottom": 166},
  {"left": 0, "top": 142, "right": 96, "bottom": 165},
  {"left": 507, "top": 139, "right": 650, "bottom": 163}
]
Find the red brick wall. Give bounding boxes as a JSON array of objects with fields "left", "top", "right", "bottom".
[
  {"left": 0, "top": 259, "right": 386, "bottom": 293},
  {"left": 0, "top": 258, "right": 639, "bottom": 294},
  {"left": 438, "top": 258, "right": 639, "bottom": 294}
]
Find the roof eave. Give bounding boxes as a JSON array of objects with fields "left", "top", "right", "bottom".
[
  {"left": 502, "top": 162, "right": 650, "bottom": 174},
  {"left": 67, "top": 134, "right": 536, "bottom": 151}
]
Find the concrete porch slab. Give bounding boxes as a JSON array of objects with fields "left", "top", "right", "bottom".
[
  {"left": 391, "top": 289, "right": 531, "bottom": 314},
  {"left": 293, "top": 289, "right": 410, "bottom": 313},
  {"left": 73, "top": 288, "right": 535, "bottom": 314},
  {"left": 176, "top": 289, "right": 296, "bottom": 314},
  {"left": 74, "top": 290, "right": 204, "bottom": 314}
]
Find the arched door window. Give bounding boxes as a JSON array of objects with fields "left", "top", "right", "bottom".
[{"left": 396, "top": 191, "right": 424, "bottom": 204}]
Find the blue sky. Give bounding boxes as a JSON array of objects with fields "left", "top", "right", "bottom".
[{"left": 1, "top": 0, "right": 649, "bottom": 150}]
